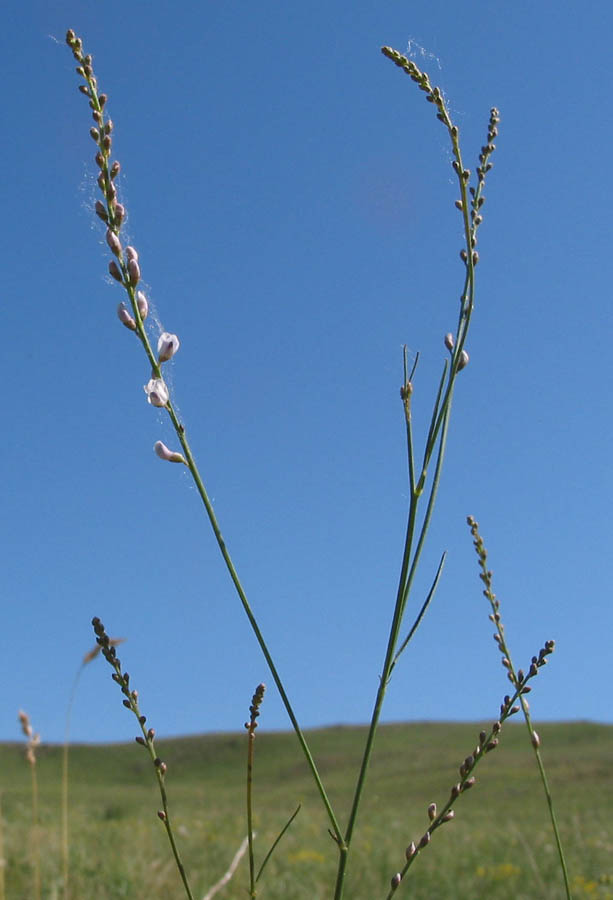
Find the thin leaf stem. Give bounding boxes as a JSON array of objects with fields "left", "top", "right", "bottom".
[
  {"left": 256, "top": 805, "right": 301, "bottom": 884},
  {"left": 392, "top": 551, "right": 446, "bottom": 670}
]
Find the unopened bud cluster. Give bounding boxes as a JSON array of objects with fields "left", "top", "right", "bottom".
[
  {"left": 91, "top": 616, "right": 168, "bottom": 780},
  {"left": 389, "top": 790, "right": 458, "bottom": 890},
  {"left": 452, "top": 111, "right": 500, "bottom": 270},
  {"left": 245, "top": 682, "right": 266, "bottom": 734},
  {"left": 67, "top": 31, "right": 186, "bottom": 465},
  {"left": 381, "top": 47, "right": 452, "bottom": 130},
  {"left": 467, "top": 516, "right": 555, "bottom": 695}
]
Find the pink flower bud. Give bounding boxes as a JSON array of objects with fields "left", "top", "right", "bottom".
[
  {"left": 136, "top": 291, "right": 149, "bottom": 320},
  {"left": 457, "top": 350, "right": 469, "bottom": 371},
  {"left": 157, "top": 332, "right": 180, "bottom": 363},
  {"left": 106, "top": 228, "right": 122, "bottom": 257},
  {"left": 128, "top": 257, "right": 140, "bottom": 286},
  {"left": 117, "top": 302, "right": 136, "bottom": 331},
  {"left": 113, "top": 202, "right": 125, "bottom": 225},
  {"left": 95, "top": 200, "right": 108, "bottom": 222},
  {"left": 125, "top": 246, "right": 138, "bottom": 262},
  {"left": 444, "top": 332, "right": 454, "bottom": 352},
  {"left": 154, "top": 441, "right": 186, "bottom": 464},
  {"left": 108, "top": 260, "right": 123, "bottom": 282},
  {"left": 144, "top": 378, "right": 169, "bottom": 408}
]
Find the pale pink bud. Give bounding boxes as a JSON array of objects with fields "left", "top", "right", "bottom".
[
  {"left": 427, "top": 803, "right": 437, "bottom": 821},
  {"left": 444, "top": 332, "right": 454, "bottom": 352},
  {"left": 125, "top": 246, "right": 138, "bottom": 262},
  {"left": 457, "top": 349, "right": 469, "bottom": 371},
  {"left": 154, "top": 441, "right": 186, "bottom": 464},
  {"left": 113, "top": 202, "right": 125, "bottom": 225},
  {"left": 108, "top": 260, "right": 123, "bottom": 282},
  {"left": 95, "top": 200, "right": 108, "bottom": 222},
  {"left": 117, "top": 302, "right": 136, "bottom": 331},
  {"left": 405, "top": 842, "right": 416, "bottom": 861},
  {"left": 136, "top": 291, "right": 148, "bottom": 320},
  {"left": 144, "top": 378, "right": 169, "bottom": 408},
  {"left": 157, "top": 332, "right": 180, "bottom": 363},
  {"left": 106, "top": 228, "right": 122, "bottom": 257},
  {"left": 531, "top": 730, "right": 540, "bottom": 749},
  {"left": 128, "top": 257, "right": 140, "bottom": 286},
  {"left": 390, "top": 873, "right": 401, "bottom": 890}
]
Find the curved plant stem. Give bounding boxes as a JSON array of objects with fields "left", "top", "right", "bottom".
[
  {"left": 331, "top": 49, "right": 500, "bottom": 900},
  {"left": 467, "top": 518, "right": 572, "bottom": 899},
  {"left": 92, "top": 619, "right": 195, "bottom": 900},
  {"left": 66, "top": 32, "right": 342, "bottom": 847}
]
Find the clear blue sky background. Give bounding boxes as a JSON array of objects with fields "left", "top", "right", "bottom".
[{"left": 3, "top": 1, "right": 611, "bottom": 744}]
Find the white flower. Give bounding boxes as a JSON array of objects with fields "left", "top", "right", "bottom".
[
  {"left": 157, "top": 332, "right": 180, "bottom": 363},
  {"left": 144, "top": 377, "right": 169, "bottom": 407},
  {"left": 154, "top": 440, "right": 186, "bottom": 464}
]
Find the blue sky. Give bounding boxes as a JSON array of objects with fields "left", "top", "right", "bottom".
[{"left": 3, "top": 1, "right": 611, "bottom": 744}]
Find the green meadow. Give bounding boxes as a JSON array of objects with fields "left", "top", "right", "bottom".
[{"left": 3, "top": 721, "right": 612, "bottom": 898}]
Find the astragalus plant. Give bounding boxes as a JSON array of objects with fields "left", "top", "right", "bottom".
[{"left": 62, "top": 29, "right": 569, "bottom": 900}]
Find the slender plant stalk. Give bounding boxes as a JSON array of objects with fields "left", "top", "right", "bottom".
[
  {"left": 18, "top": 712, "right": 41, "bottom": 900},
  {"left": 62, "top": 638, "right": 124, "bottom": 900},
  {"left": 383, "top": 639, "right": 556, "bottom": 898},
  {"left": 467, "top": 516, "right": 572, "bottom": 899},
  {"left": 64, "top": 29, "right": 342, "bottom": 847},
  {"left": 332, "top": 51, "right": 500, "bottom": 899},
  {"left": 61, "top": 668, "right": 79, "bottom": 900},
  {"left": 91, "top": 618, "right": 195, "bottom": 900},
  {"left": 244, "top": 683, "right": 301, "bottom": 895},
  {"left": 245, "top": 684, "right": 265, "bottom": 898}
]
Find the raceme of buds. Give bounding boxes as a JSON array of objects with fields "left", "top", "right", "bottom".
[
  {"left": 158, "top": 332, "right": 180, "bottom": 363},
  {"left": 154, "top": 441, "right": 186, "bottom": 464},
  {"left": 144, "top": 378, "right": 169, "bottom": 408},
  {"left": 117, "top": 302, "right": 136, "bottom": 331},
  {"left": 136, "top": 291, "right": 149, "bottom": 320}
]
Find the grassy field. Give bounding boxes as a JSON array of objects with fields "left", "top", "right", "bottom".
[{"left": 3, "top": 721, "right": 612, "bottom": 898}]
